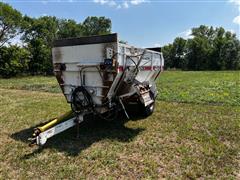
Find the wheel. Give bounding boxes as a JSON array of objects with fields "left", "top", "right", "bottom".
[{"left": 143, "top": 102, "right": 155, "bottom": 117}]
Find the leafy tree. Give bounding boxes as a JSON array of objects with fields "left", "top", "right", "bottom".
[
  {"left": 26, "top": 38, "right": 52, "bottom": 75},
  {"left": 162, "top": 38, "right": 187, "bottom": 70},
  {"left": 162, "top": 25, "right": 240, "bottom": 70},
  {"left": 22, "top": 16, "right": 59, "bottom": 74},
  {"left": 57, "top": 19, "right": 82, "bottom": 39},
  {"left": 0, "top": 2, "right": 23, "bottom": 47},
  {"left": 187, "top": 36, "right": 212, "bottom": 70},
  {"left": 191, "top": 25, "right": 215, "bottom": 41},
  {"left": 22, "top": 16, "right": 58, "bottom": 46},
  {"left": 162, "top": 44, "right": 174, "bottom": 69},
  {"left": 0, "top": 45, "right": 29, "bottom": 77},
  {"left": 0, "top": 3, "right": 113, "bottom": 77},
  {"left": 172, "top": 37, "right": 187, "bottom": 69},
  {"left": 82, "top": 16, "right": 111, "bottom": 36},
  {"left": 210, "top": 28, "right": 240, "bottom": 70},
  {"left": 222, "top": 33, "right": 240, "bottom": 70}
]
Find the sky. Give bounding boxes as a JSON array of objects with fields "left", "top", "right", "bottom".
[{"left": 2, "top": 0, "right": 240, "bottom": 47}]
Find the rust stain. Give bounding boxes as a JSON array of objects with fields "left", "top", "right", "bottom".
[
  {"left": 53, "top": 47, "right": 62, "bottom": 62},
  {"left": 54, "top": 63, "right": 66, "bottom": 93}
]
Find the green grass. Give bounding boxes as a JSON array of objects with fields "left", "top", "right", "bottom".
[
  {"left": 0, "top": 76, "right": 60, "bottom": 93},
  {"left": 0, "top": 71, "right": 239, "bottom": 179},
  {"left": 157, "top": 71, "right": 240, "bottom": 106},
  {"left": 1, "top": 71, "right": 239, "bottom": 106}
]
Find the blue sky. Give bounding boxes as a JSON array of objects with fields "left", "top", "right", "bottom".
[{"left": 3, "top": 0, "right": 240, "bottom": 47}]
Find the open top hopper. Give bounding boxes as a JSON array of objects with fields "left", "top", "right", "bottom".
[{"left": 52, "top": 33, "right": 164, "bottom": 114}]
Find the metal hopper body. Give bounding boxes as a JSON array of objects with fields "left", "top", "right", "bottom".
[{"left": 29, "top": 34, "right": 164, "bottom": 146}]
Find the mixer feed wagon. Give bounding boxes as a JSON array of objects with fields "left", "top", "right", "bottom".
[{"left": 30, "top": 33, "right": 164, "bottom": 146}]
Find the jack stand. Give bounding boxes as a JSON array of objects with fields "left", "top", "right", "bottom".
[{"left": 75, "top": 114, "right": 84, "bottom": 139}]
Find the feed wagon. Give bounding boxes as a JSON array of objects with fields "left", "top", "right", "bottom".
[{"left": 29, "top": 33, "right": 164, "bottom": 146}]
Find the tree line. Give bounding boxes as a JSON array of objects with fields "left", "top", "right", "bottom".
[
  {"left": 0, "top": 2, "right": 111, "bottom": 77},
  {"left": 0, "top": 2, "right": 240, "bottom": 78},
  {"left": 162, "top": 26, "right": 240, "bottom": 70}
]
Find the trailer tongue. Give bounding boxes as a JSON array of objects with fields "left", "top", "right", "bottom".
[{"left": 29, "top": 33, "right": 164, "bottom": 146}]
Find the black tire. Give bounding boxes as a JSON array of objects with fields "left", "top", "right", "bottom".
[{"left": 143, "top": 102, "right": 155, "bottom": 117}]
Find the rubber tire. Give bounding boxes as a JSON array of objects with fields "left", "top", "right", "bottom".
[{"left": 143, "top": 102, "right": 155, "bottom": 117}]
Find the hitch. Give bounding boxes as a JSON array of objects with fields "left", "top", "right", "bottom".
[{"left": 29, "top": 111, "right": 84, "bottom": 146}]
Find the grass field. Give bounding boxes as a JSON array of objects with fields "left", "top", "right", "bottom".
[{"left": 0, "top": 71, "right": 239, "bottom": 179}]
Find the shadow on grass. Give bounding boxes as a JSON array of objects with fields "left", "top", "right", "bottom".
[{"left": 11, "top": 113, "right": 146, "bottom": 157}]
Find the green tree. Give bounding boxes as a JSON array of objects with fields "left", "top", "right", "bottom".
[
  {"left": 162, "top": 25, "right": 240, "bottom": 70},
  {"left": 172, "top": 37, "right": 187, "bottom": 69},
  {"left": 0, "top": 3, "right": 113, "bottom": 77},
  {"left": 22, "top": 16, "right": 59, "bottom": 46},
  {"left": 223, "top": 32, "right": 240, "bottom": 70},
  {"left": 162, "top": 44, "right": 174, "bottom": 69},
  {"left": 22, "top": 16, "right": 59, "bottom": 74},
  {"left": 57, "top": 19, "right": 82, "bottom": 39},
  {"left": 162, "top": 38, "right": 187, "bottom": 70},
  {"left": 82, "top": 16, "right": 111, "bottom": 36},
  {"left": 0, "top": 45, "right": 29, "bottom": 77},
  {"left": 186, "top": 36, "right": 212, "bottom": 70},
  {"left": 191, "top": 25, "right": 215, "bottom": 41},
  {"left": 0, "top": 2, "right": 23, "bottom": 47},
  {"left": 210, "top": 28, "right": 240, "bottom": 70}
]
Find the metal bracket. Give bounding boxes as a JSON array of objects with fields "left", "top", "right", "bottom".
[
  {"left": 35, "top": 117, "right": 76, "bottom": 146},
  {"left": 119, "top": 98, "right": 129, "bottom": 119}
]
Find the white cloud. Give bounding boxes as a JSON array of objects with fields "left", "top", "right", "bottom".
[
  {"left": 93, "top": 0, "right": 108, "bottom": 5},
  {"left": 228, "top": 29, "right": 235, "bottom": 34},
  {"left": 123, "top": 1, "right": 129, "bottom": 8},
  {"left": 93, "top": 0, "right": 118, "bottom": 7},
  {"left": 233, "top": 15, "right": 240, "bottom": 24},
  {"left": 229, "top": 0, "right": 240, "bottom": 6},
  {"left": 93, "top": 0, "right": 147, "bottom": 9},
  {"left": 130, "top": 0, "right": 146, "bottom": 5},
  {"left": 108, "top": 0, "right": 117, "bottom": 6},
  {"left": 154, "top": 43, "right": 161, "bottom": 47},
  {"left": 229, "top": 0, "right": 240, "bottom": 27},
  {"left": 178, "top": 29, "right": 193, "bottom": 39}
]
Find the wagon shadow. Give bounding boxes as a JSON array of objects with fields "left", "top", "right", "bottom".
[{"left": 11, "top": 113, "right": 146, "bottom": 157}]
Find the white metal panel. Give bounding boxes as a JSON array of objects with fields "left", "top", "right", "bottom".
[{"left": 53, "top": 44, "right": 106, "bottom": 64}]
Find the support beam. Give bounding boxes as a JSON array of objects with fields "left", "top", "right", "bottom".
[{"left": 35, "top": 115, "right": 83, "bottom": 146}]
